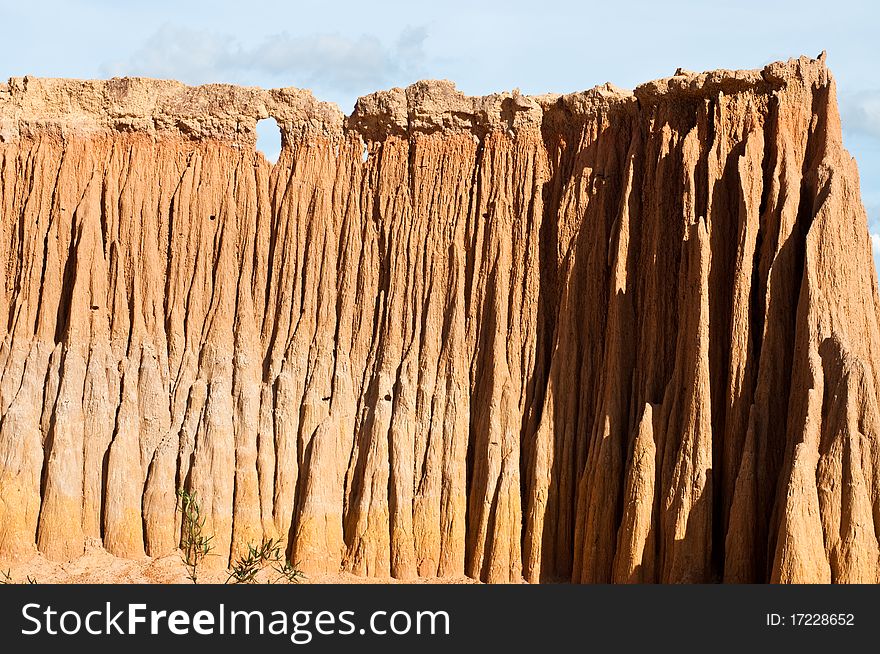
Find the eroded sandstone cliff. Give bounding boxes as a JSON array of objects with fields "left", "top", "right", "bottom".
[{"left": 0, "top": 54, "right": 877, "bottom": 583}]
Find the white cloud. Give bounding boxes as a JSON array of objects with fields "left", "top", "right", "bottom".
[
  {"left": 870, "top": 232, "right": 880, "bottom": 279},
  {"left": 869, "top": 202, "right": 880, "bottom": 278},
  {"left": 100, "top": 23, "right": 428, "bottom": 102},
  {"left": 843, "top": 90, "right": 880, "bottom": 140}
]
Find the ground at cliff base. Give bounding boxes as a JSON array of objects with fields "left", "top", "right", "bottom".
[{"left": 0, "top": 543, "right": 483, "bottom": 584}]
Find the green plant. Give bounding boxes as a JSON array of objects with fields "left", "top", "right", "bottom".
[
  {"left": 271, "top": 558, "right": 306, "bottom": 584},
  {"left": 226, "top": 538, "right": 305, "bottom": 584},
  {"left": 176, "top": 488, "right": 214, "bottom": 584},
  {"left": 227, "top": 539, "right": 280, "bottom": 584},
  {"left": 0, "top": 570, "right": 37, "bottom": 584}
]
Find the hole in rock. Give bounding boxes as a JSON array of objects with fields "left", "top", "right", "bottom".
[
  {"left": 209, "top": 214, "right": 216, "bottom": 221},
  {"left": 256, "top": 118, "right": 282, "bottom": 164},
  {"left": 384, "top": 394, "right": 392, "bottom": 401}
]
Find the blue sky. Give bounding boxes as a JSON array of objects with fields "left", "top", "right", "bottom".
[{"left": 1, "top": 0, "right": 877, "bottom": 260}]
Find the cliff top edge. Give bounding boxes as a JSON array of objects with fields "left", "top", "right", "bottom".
[{"left": 0, "top": 53, "right": 831, "bottom": 143}]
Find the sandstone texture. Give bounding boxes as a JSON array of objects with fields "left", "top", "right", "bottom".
[{"left": 0, "top": 54, "right": 877, "bottom": 583}]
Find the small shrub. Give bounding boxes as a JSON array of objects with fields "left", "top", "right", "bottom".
[
  {"left": 0, "top": 570, "right": 37, "bottom": 584},
  {"left": 226, "top": 538, "right": 305, "bottom": 584},
  {"left": 271, "top": 558, "right": 306, "bottom": 584},
  {"left": 176, "top": 488, "right": 214, "bottom": 584}
]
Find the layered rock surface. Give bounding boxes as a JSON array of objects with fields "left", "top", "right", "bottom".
[{"left": 0, "top": 54, "right": 877, "bottom": 583}]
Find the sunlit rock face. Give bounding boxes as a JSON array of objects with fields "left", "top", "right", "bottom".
[{"left": 0, "top": 54, "right": 878, "bottom": 583}]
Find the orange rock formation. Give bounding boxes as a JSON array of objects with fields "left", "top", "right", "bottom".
[{"left": 0, "top": 53, "right": 876, "bottom": 583}]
